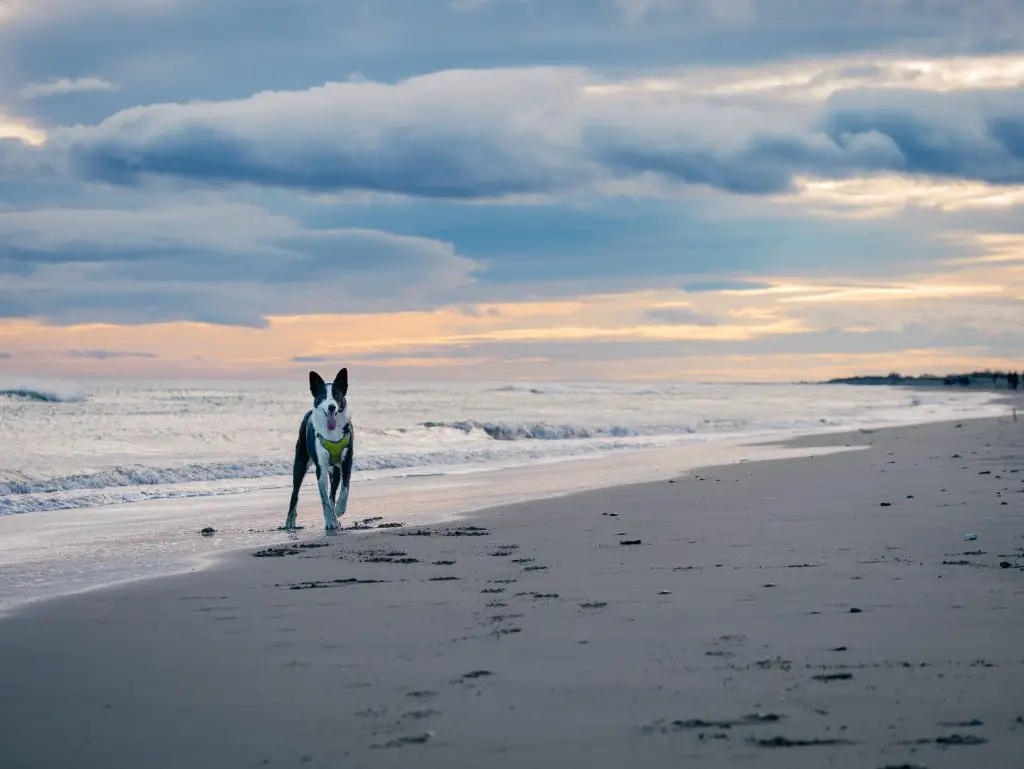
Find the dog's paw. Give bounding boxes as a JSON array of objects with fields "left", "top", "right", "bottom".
[{"left": 324, "top": 516, "right": 340, "bottom": 531}]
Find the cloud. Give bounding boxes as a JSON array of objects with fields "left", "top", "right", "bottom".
[
  {"left": 20, "top": 77, "right": 118, "bottom": 99},
  {"left": 0, "top": 0, "right": 182, "bottom": 24},
  {"left": 3, "top": 248, "right": 1023, "bottom": 379},
  {"left": 778, "top": 175, "right": 1024, "bottom": 219},
  {"left": 66, "top": 349, "right": 156, "bottom": 359},
  {"left": 2, "top": 1, "right": 1022, "bottom": 158},
  {"left": 642, "top": 306, "right": 718, "bottom": 325},
  {"left": 615, "top": 0, "right": 754, "bottom": 25},
  {"left": 3, "top": 1, "right": 1020, "bottom": 111},
  {"left": 6, "top": 66, "right": 1021, "bottom": 201},
  {"left": 459, "top": 305, "right": 503, "bottom": 317},
  {"left": 683, "top": 280, "right": 773, "bottom": 292},
  {"left": 0, "top": 351, "right": 11, "bottom": 359},
  {"left": 0, "top": 201, "right": 480, "bottom": 325},
  {"left": 596, "top": 54, "right": 1024, "bottom": 103},
  {"left": 821, "top": 88, "right": 1024, "bottom": 185},
  {"left": 0, "top": 116, "right": 46, "bottom": 145},
  {"left": 1, "top": 4, "right": 1022, "bottom": 377}
]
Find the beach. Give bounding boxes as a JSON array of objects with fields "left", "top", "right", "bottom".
[{"left": 1, "top": 413, "right": 1023, "bottom": 768}]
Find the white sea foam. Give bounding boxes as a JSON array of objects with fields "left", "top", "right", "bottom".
[{"left": 0, "top": 379, "right": 1007, "bottom": 515}]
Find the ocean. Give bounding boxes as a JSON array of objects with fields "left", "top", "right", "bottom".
[
  {"left": 0, "top": 377, "right": 1008, "bottom": 614},
  {"left": 0, "top": 377, "right": 1007, "bottom": 517}
]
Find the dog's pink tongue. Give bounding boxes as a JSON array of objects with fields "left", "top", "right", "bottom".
[{"left": 327, "top": 414, "right": 337, "bottom": 431}]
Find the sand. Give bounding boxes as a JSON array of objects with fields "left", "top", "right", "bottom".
[{"left": 0, "top": 415, "right": 1022, "bottom": 769}]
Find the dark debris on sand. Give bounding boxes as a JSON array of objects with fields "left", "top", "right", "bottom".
[
  {"left": 360, "top": 550, "right": 419, "bottom": 564},
  {"left": 813, "top": 672, "right": 854, "bottom": 682},
  {"left": 396, "top": 525, "right": 490, "bottom": 537},
  {"left": 939, "top": 719, "right": 983, "bottom": 728},
  {"left": 282, "top": 578, "right": 386, "bottom": 590},
  {"left": 750, "top": 736, "right": 854, "bottom": 748},
  {"left": 901, "top": 733, "right": 989, "bottom": 747},
  {"left": 374, "top": 732, "right": 434, "bottom": 749},
  {"left": 934, "top": 734, "right": 988, "bottom": 746},
  {"left": 253, "top": 543, "right": 330, "bottom": 558},
  {"left": 641, "top": 713, "right": 786, "bottom": 737}
]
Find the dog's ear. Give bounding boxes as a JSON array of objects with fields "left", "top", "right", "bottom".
[
  {"left": 334, "top": 367, "right": 348, "bottom": 396},
  {"left": 309, "top": 371, "right": 325, "bottom": 397}
]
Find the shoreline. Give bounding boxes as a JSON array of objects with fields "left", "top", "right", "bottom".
[
  {"left": 0, "top": 393, "right": 1014, "bottom": 618},
  {"left": 0, "top": 428, "right": 868, "bottom": 618},
  {"left": 1, "top": 412, "right": 1022, "bottom": 767}
]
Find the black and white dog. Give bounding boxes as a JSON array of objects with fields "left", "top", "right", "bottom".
[{"left": 283, "top": 368, "right": 354, "bottom": 531}]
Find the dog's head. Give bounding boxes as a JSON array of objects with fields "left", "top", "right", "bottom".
[{"left": 309, "top": 368, "right": 348, "bottom": 431}]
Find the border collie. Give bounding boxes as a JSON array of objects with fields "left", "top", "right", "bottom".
[{"left": 283, "top": 368, "right": 354, "bottom": 530}]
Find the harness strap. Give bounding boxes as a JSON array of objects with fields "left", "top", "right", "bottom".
[{"left": 317, "top": 431, "right": 351, "bottom": 465}]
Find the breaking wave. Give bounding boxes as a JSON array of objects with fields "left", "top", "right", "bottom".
[
  {"left": 0, "top": 460, "right": 294, "bottom": 497},
  {"left": 418, "top": 417, "right": 846, "bottom": 441},
  {"left": 0, "top": 387, "right": 86, "bottom": 403},
  {"left": 0, "top": 378, "right": 86, "bottom": 403},
  {"left": 420, "top": 420, "right": 650, "bottom": 440}
]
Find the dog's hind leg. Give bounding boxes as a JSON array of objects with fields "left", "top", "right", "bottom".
[
  {"left": 334, "top": 442, "right": 353, "bottom": 520},
  {"left": 329, "top": 466, "right": 341, "bottom": 507},
  {"left": 283, "top": 435, "right": 309, "bottom": 530}
]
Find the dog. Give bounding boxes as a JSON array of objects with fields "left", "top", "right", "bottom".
[{"left": 283, "top": 368, "right": 354, "bottom": 530}]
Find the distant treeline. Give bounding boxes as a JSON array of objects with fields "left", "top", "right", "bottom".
[{"left": 825, "top": 370, "right": 1020, "bottom": 388}]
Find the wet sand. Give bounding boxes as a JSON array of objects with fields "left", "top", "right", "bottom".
[{"left": 1, "top": 415, "right": 1022, "bottom": 768}]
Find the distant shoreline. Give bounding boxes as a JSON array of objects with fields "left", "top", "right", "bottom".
[{"left": 823, "top": 371, "right": 1020, "bottom": 389}]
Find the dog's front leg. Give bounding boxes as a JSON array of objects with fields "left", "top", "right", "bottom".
[
  {"left": 314, "top": 461, "right": 339, "bottom": 530},
  {"left": 334, "top": 483, "right": 349, "bottom": 519},
  {"left": 335, "top": 447, "right": 353, "bottom": 520}
]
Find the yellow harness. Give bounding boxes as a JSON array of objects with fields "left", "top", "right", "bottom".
[{"left": 317, "top": 432, "right": 351, "bottom": 465}]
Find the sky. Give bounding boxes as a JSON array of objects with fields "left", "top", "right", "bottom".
[{"left": 1, "top": 0, "right": 1023, "bottom": 382}]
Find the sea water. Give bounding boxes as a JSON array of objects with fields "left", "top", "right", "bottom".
[
  {"left": 0, "top": 378, "right": 1006, "bottom": 516},
  {"left": 0, "top": 377, "right": 1008, "bottom": 613}
]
